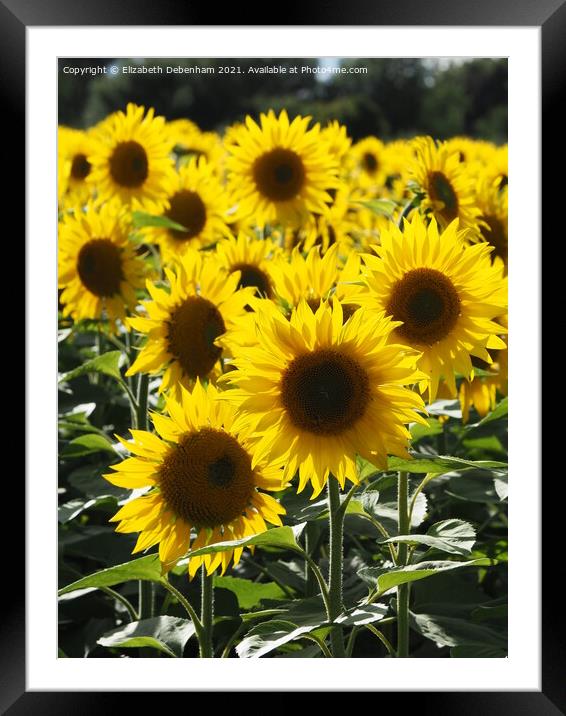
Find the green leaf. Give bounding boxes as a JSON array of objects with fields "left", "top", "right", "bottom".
[
  {"left": 446, "top": 472, "right": 500, "bottom": 503},
  {"left": 188, "top": 524, "right": 306, "bottom": 558},
  {"left": 132, "top": 211, "right": 188, "bottom": 232},
  {"left": 358, "top": 489, "right": 427, "bottom": 531},
  {"left": 410, "top": 611, "right": 506, "bottom": 650},
  {"left": 410, "top": 418, "right": 443, "bottom": 443},
  {"left": 388, "top": 454, "right": 507, "bottom": 474},
  {"left": 59, "top": 351, "right": 123, "bottom": 383},
  {"left": 358, "top": 558, "right": 493, "bottom": 593},
  {"left": 355, "top": 199, "right": 397, "bottom": 217},
  {"left": 59, "top": 555, "right": 162, "bottom": 595},
  {"left": 426, "top": 399, "right": 462, "bottom": 418},
  {"left": 58, "top": 495, "right": 117, "bottom": 523},
  {"left": 379, "top": 519, "right": 476, "bottom": 556},
  {"left": 61, "top": 434, "right": 117, "bottom": 458},
  {"left": 476, "top": 397, "right": 508, "bottom": 426},
  {"left": 236, "top": 620, "right": 320, "bottom": 659},
  {"left": 335, "top": 603, "right": 389, "bottom": 626},
  {"left": 98, "top": 616, "right": 195, "bottom": 657},
  {"left": 493, "top": 472, "right": 508, "bottom": 501},
  {"left": 214, "top": 576, "right": 286, "bottom": 610}
]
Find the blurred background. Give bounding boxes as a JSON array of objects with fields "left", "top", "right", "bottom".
[{"left": 58, "top": 57, "right": 507, "bottom": 143}]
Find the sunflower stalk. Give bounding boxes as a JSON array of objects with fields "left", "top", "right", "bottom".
[
  {"left": 327, "top": 476, "right": 346, "bottom": 657},
  {"left": 200, "top": 568, "right": 215, "bottom": 658},
  {"left": 396, "top": 470, "right": 410, "bottom": 658}
]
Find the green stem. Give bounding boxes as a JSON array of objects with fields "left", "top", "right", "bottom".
[
  {"left": 365, "top": 623, "right": 397, "bottom": 658},
  {"left": 301, "top": 550, "right": 331, "bottom": 616},
  {"left": 138, "top": 580, "right": 154, "bottom": 657},
  {"left": 397, "top": 470, "right": 410, "bottom": 658},
  {"left": 200, "top": 569, "right": 214, "bottom": 658},
  {"left": 138, "top": 580, "right": 154, "bottom": 619},
  {"left": 327, "top": 477, "right": 346, "bottom": 657},
  {"left": 100, "top": 586, "right": 138, "bottom": 622},
  {"left": 303, "top": 633, "right": 332, "bottom": 658},
  {"left": 159, "top": 577, "right": 205, "bottom": 646},
  {"left": 304, "top": 522, "right": 318, "bottom": 597},
  {"left": 136, "top": 373, "right": 150, "bottom": 431}
]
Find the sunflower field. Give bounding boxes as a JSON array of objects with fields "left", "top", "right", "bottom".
[{"left": 58, "top": 103, "right": 508, "bottom": 660}]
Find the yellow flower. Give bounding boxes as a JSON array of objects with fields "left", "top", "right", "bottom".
[
  {"left": 476, "top": 176, "right": 508, "bottom": 271},
  {"left": 126, "top": 249, "right": 254, "bottom": 398},
  {"left": 359, "top": 213, "right": 507, "bottom": 401},
  {"left": 226, "top": 109, "right": 339, "bottom": 227},
  {"left": 221, "top": 299, "right": 426, "bottom": 497},
  {"left": 167, "top": 119, "right": 224, "bottom": 170},
  {"left": 320, "top": 120, "right": 352, "bottom": 164},
  {"left": 459, "top": 314, "right": 508, "bottom": 422},
  {"left": 214, "top": 232, "right": 281, "bottom": 300},
  {"left": 58, "top": 202, "right": 147, "bottom": 328},
  {"left": 58, "top": 126, "right": 97, "bottom": 207},
  {"left": 347, "top": 136, "right": 389, "bottom": 190},
  {"left": 88, "top": 103, "right": 176, "bottom": 211},
  {"left": 142, "top": 157, "right": 229, "bottom": 262},
  {"left": 410, "top": 136, "right": 481, "bottom": 237},
  {"left": 105, "top": 381, "right": 286, "bottom": 578}
]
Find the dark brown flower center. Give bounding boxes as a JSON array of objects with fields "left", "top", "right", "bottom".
[
  {"left": 387, "top": 268, "right": 461, "bottom": 346},
  {"left": 165, "top": 190, "right": 207, "bottom": 241},
  {"left": 231, "top": 262, "right": 272, "bottom": 298},
  {"left": 167, "top": 296, "right": 226, "bottom": 379},
  {"left": 253, "top": 148, "right": 305, "bottom": 201},
  {"left": 280, "top": 348, "right": 370, "bottom": 435},
  {"left": 109, "top": 141, "right": 149, "bottom": 188},
  {"left": 362, "top": 152, "right": 378, "bottom": 174},
  {"left": 77, "top": 239, "right": 124, "bottom": 297},
  {"left": 481, "top": 215, "right": 507, "bottom": 264},
  {"left": 71, "top": 153, "right": 91, "bottom": 181},
  {"left": 158, "top": 428, "right": 254, "bottom": 528},
  {"left": 428, "top": 171, "right": 459, "bottom": 223}
]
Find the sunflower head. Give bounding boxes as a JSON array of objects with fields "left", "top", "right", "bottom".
[
  {"left": 226, "top": 109, "right": 339, "bottom": 228},
  {"left": 222, "top": 298, "right": 426, "bottom": 496},
  {"left": 126, "top": 248, "right": 255, "bottom": 398},
  {"left": 410, "top": 136, "right": 482, "bottom": 238},
  {"left": 214, "top": 232, "right": 281, "bottom": 300},
  {"left": 141, "top": 157, "right": 230, "bottom": 262},
  {"left": 359, "top": 213, "right": 508, "bottom": 401},
  {"left": 475, "top": 175, "right": 508, "bottom": 270},
  {"left": 58, "top": 126, "right": 97, "bottom": 207},
  {"left": 320, "top": 120, "right": 352, "bottom": 164},
  {"left": 105, "top": 380, "right": 286, "bottom": 577},
  {"left": 58, "top": 201, "right": 148, "bottom": 328},
  {"left": 88, "top": 103, "right": 176, "bottom": 211}
]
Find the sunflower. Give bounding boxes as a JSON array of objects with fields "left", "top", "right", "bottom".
[
  {"left": 320, "top": 120, "right": 352, "bottom": 165},
  {"left": 269, "top": 243, "right": 342, "bottom": 314},
  {"left": 167, "top": 119, "right": 224, "bottom": 170},
  {"left": 301, "top": 187, "right": 356, "bottom": 255},
  {"left": 475, "top": 176, "right": 508, "bottom": 270},
  {"left": 105, "top": 380, "right": 286, "bottom": 577},
  {"left": 58, "top": 202, "right": 148, "bottom": 327},
  {"left": 410, "top": 136, "right": 482, "bottom": 237},
  {"left": 226, "top": 109, "right": 339, "bottom": 227},
  {"left": 221, "top": 299, "right": 426, "bottom": 497},
  {"left": 126, "top": 248, "right": 255, "bottom": 398},
  {"left": 142, "top": 157, "right": 229, "bottom": 262},
  {"left": 459, "top": 313, "right": 508, "bottom": 422},
  {"left": 58, "top": 126, "right": 97, "bottom": 207},
  {"left": 88, "top": 103, "right": 176, "bottom": 212},
  {"left": 214, "top": 232, "right": 281, "bottom": 300},
  {"left": 347, "top": 136, "right": 388, "bottom": 190},
  {"left": 359, "top": 213, "right": 507, "bottom": 401}
]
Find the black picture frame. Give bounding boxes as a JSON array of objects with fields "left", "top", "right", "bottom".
[{"left": 9, "top": 0, "right": 555, "bottom": 710}]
